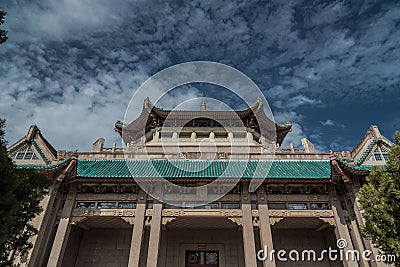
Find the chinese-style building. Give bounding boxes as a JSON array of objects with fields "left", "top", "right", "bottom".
[{"left": 8, "top": 98, "right": 393, "bottom": 267}]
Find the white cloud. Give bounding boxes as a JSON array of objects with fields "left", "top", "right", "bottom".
[
  {"left": 320, "top": 120, "right": 345, "bottom": 128},
  {"left": 285, "top": 95, "right": 323, "bottom": 109},
  {"left": 1, "top": 0, "right": 399, "bottom": 152}
]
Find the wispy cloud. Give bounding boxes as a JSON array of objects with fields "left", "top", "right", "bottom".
[
  {"left": 320, "top": 119, "right": 346, "bottom": 128},
  {"left": 0, "top": 0, "right": 399, "bottom": 151}
]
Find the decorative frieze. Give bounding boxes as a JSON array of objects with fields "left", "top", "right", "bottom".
[
  {"left": 219, "top": 210, "right": 242, "bottom": 217},
  {"left": 228, "top": 217, "right": 243, "bottom": 226},
  {"left": 161, "top": 209, "right": 243, "bottom": 217},
  {"left": 70, "top": 216, "right": 87, "bottom": 225},
  {"left": 162, "top": 209, "right": 185, "bottom": 217},
  {"left": 320, "top": 217, "right": 336, "bottom": 226},
  {"left": 269, "top": 217, "right": 284, "bottom": 225},
  {"left": 77, "top": 184, "right": 139, "bottom": 194},
  {"left": 72, "top": 208, "right": 135, "bottom": 217},
  {"left": 121, "top": 217, "right": 135, "bottom": 225},
  {"left": 251, "top": 210, "right": 259, "bottom": 217},
  {"left": 267, "top": 194, "right": 329, "bottom": 202},
  {"left": 161, "top": 217, "right": 176, "bottom": 225},
  {"left": 266, "top": 185, "right": 328, "bottom": 194},
  {"left": 312, "top": 210, "right": 334, "bottom": 217},
  {"left": 145, "top": 209, "right": 153, "bottom": 216},
  {"left": 269, "top": 209, "right": 334, "bottom": 218}
]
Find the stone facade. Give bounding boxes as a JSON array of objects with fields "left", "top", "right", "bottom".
[{"left": 8, "top": 103, "right": 394, "bottom": 267}]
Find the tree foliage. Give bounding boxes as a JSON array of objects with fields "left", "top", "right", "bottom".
[
  {"left": 0, "top": 119, "right": 51, "bottom": 265},
  {"left": 358, "top": 132, "right": 400, "bottom": 266},
  {"left": 0, "top": 10, "right": 7, "bottom": 44}
]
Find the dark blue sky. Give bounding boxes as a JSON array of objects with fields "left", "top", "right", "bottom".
[{"left": 0, "top": 0, "right": 399, "bottom": 151}]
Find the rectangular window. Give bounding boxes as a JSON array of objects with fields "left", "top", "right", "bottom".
[
  {"left": 163, "top": 203, "right": 181, "bottom": 209},
  {"left": 118, "top": 202, "right": 136, "bottom": 209},
  {"left": 288, "top": 203, "right": 307, "bottom": 210},
  {"left": 97, "top": 202, "right": 116, "bottom": 209},
  {"left": 268, "top": 203, "right": 286, "bottom": 210},
  {"left": 310, "top": 203, "right": 329, "bottom": 210},
  {"left": 76, "top": 202, "right": 95, "bottom": 208},
  {"left": 251, "top": 203, "right": 257, "bottom": 210},
  {"left": 233, "top": 132, "right": 246, "bottom": 139},
  {"left": 197, "top": 133, "right": 209, "bottom": 139},
  {"left": 147, "top": 202, "right": 153, "bottom": 209},
  {"left": 221, "top": 203, "right": 241, "bottom": 209},
  {"left": 192, "top": 203, "right": 219, "bottom": 209}
]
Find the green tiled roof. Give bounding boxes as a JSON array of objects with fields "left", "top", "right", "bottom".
[
  {"left": 278, "top": 123, "right": 292, "bottom": 129},
  {"left": 76, "top": 159, "right": 331, "bottom": 179},
  {"left": 16, "top": 158, "right": 71, "bottom": 170},
  {"left": 356, "top": 140, "right": 377, "bottom": 165},
  {"left": 336, "top": 158, "right": 372, "bottom": 172},
  {"left": 114, "top": 122, "right": 126, "bottom": 129},
  {"left": 31, "top": 140, "right": 51, "bottom": 164}
]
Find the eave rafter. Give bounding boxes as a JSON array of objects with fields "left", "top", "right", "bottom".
[
  {"left": 330, "top": 151, "right": 371, "bottom": 185},
  {"left": 17, "top": 153, "right": 78, "bottom": 182}
]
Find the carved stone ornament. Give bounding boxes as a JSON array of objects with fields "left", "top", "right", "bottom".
[
  {"left": 145, "top": 216, "right": 152, "bottom": 226},
  {"left": 162, "top": 217, "right": 176, "bottom": 225},
  {"left": 269, "top": 217, "right": 284, "bottom": 225},
  {"left": 162, "top": 209, "right": 185, "bottom": 217},
  {"left": 252, "top": 217, "right": 260, "bottom": 227},
  {"left": 121, "top": 217, "right": 135, "bottom": 225},
  {"left": 228, "top": 217, "right": 243, "bottom": 226},
  {"left": 312, "top": 210, "right": 334, "bottom": 217},
  {"left": 219, "top": 210, "right": 242, "bottom": 217},
  {"left": 70, "top": 216, "right": 87, "bottom": 225},
  {"left": 251, "top": 210, "right": 259, "bottom": 217},
  {"left": 269, "top": 210, "right": 290, "bottom": 217},
  {"left": 145, "top": 209, "right": 153, "bottom": 216},
  {"left": 320, "top": 217, "right": 336, "bottom": 226}
]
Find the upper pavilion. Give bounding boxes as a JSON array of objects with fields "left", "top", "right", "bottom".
[{"left": 114, "top": 97, "right": 293, "bottom": 147}]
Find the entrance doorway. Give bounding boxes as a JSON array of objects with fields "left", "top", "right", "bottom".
[{"left": 185, "top": 251, "right": 219, "bottom": 267}]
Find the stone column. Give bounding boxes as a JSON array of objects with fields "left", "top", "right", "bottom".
[
  {"left": 24, "top": 184, "right": 57, "bottom": 267},
  {"left": 330, "top": 187, "right": 359, "bottom": 267},
  {"left": 47, "top": 184, "right": 77, "bottom": 267},
  {"left": 246, "top": 131, "right": 253, "bottom": 143},
  {"left": 228, "top": 132, "right": 234, "bottom": 143},
  {"left": 241, "top": 203, "right": 258, "bottom": 267},
  {"left": 341, "top": 185, "right": 370, "bottom": 267},
  {"left": 158, "top": 227, "right": 168, "bottom": 267},
  {"left": 128, "top": 203, "right": 146, "bottom": 267},
  {"left": 146, "top": 203, "right": 162, "bottom": 267},
  {"left": 153, "top": 131, "right": 160, "bottom": 142},
  {"left": 258, "top": 204, "right": 276, "bottom": 267}
]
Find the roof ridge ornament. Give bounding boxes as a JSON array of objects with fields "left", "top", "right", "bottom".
[
  {"left": 329, "top": 150, "right": 336, "bottom": 161},
  {"left": 143, "top": 97, "right": 154, "bottom": 110},
  {"left": 200, "top": 101, "right": 206, "bottom": 111}
]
